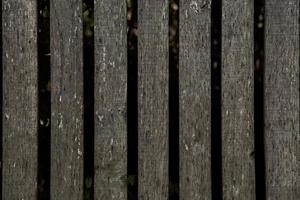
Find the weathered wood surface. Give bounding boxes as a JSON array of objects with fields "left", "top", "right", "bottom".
[
  {"left": 50, "top": 0, "right": 83, "bottom": 199},
  {"left": 2, "top": 0, "right": 38, "bottom": 199},
  {"left": 94, "top": 0, "right": 127, "bottom": 199},
  {"left": 179, "top": 1, "right": 211, "bottom": 199},
  {"left": 222, "top": 0, "right": 255, "bottom": 199},
  {"left": 265, "top": 0, "right": 299, "bottom": 199},
  {"left": 138, "top": 0, "right": 169, "bottom": 199}
]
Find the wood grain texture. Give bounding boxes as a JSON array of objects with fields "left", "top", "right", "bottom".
[
  {"left": 94, "top": 0, "right": 127, "bottom": 199},
  {"left": 222, "top": 0, "right": 255, "bottom": 199},
  {"left": 50, "top": 0, "right": 83, "bottom": 199},
  {"left": 179, "top": 1, "right": 211, "bottom": 199},
  {"left": 2, "top": 0, "right": 38, "bottom": 199},
  {"left": 138, "top": 1, "right": 169, "bottom": 199},
  {"left": 265, "top": 0, "right": 299, "bottom": 199}
]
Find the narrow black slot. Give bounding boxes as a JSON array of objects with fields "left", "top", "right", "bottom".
[
  {"left": 83, "top": 1, "right": 94, "bottom": 199},
  {"left": 168, "top": 0, "right": 179, "bottom": 199},
  {"left": 0, "top": 0, "right": 3, "bottom": 199},
  {"left": 254, "top": 0, "right": 266, "bottom": 199},
  {"left": 211, "top": 0, "right": 223, "bottom": 199},
  {"left": 37, "top": 0, "right": 51, "bottom": 199},
  {"left": 127, "top": 0, "right": 138, "bottom": 199}
]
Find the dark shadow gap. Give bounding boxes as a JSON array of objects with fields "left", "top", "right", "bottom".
[
  {"left": 37, "top": 0, "right": 51, "bottom": 199},
  {"left": 254, "top": 0, "right": 266, "bottom": 199},
  {"left": 168, "top": 0, "right": 179, "bottom": 199},
  {"left": 211, "top": 0, "right": 223, "bottom": 199},
  {"left": 127, "top": 0, "right": 138, "bottom": 199},
  {"left": 83, "top": 0, "right": 94, "bottom": 199},
  {"left": 0, "top": 0, "right": 2, "bottom": 199}
]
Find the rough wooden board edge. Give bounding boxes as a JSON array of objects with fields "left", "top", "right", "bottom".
[
  {"left": 50, "top": 0, "right": 83, "bottom": 199},
  {"left": 2, "top": 0, "right": 38, "bottom": 199},
  {"left": 138, "top": 0, "right": 169, "bottom": 199},
  {"left": 265, "top": 0, "right": 299, "bottom": 199},
  {"left": 94, "top": 0, "right": 127, "bottom": 199},
  {"left": 179, "top": 1, "right": 211, "bottom": 199},
  {"left": 222, "top": 0, "right": 255, "bottom": 199}
]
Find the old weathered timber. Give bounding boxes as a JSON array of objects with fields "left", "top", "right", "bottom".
[
  {"left": 265, "top": 0, "right": 300, "bottom": 199},
  {"left": 50, "top": 0, "right": 83, "bottom": 199},
  {"left": 94, "top": 0, "right": 127, "bottom": 199},
  {"left": 2, "top": 0, "right": 38, "bottom": 199},
  {"left": 179, "top": 0, "right": 211, "bottom": 199},
  {"left": 138, "top": 0, "right": 169, "bottom": 199},
  {"left": 222, "top": 0, "right": 255, "bottom": 199}
]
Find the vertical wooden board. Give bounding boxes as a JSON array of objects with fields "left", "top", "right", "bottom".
[
  {"left": 94, "top": 0, "right": 127, "bottom": 199},
  {"left": 138, "top": 0, "right": 169, "bottom": 199},
  {"left": 50, "top": 0, "right": 83, "bottom": 199},
  {"left": 2, "top": 0, "right": 38, "bottom": 199},
  {"left": 222, "top": 0, "right": 255, "bottom": 199},
  {"left": 179, "top": 1, "right": 211, "bottom": 199},
  {"left": 265, "top": 0, "right": 299, "bottom": 199}
]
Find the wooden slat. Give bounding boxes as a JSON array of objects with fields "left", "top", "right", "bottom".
[
  {"left": 222, "top": 0, "right": 255, "bottom": 199},
  {"left": 2, "top": 0, "right": 38, "bottom": 198},
  {"left": 50, "top": 0, "right": 83, "bottom": 199},
  {"left": 94, "top": 0, "right": 127, "bottom": 199},
  {"left": 138, "top": 0, "right": 169, "bottom": 199},
  {"left": 179, "top": 1, "right": 211, "bottom": 199},
  {"left": 265, "top": 0, "right": 299, "bottom": 199}
]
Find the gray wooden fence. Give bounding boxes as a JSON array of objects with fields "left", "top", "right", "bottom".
[{"left": 1, "top": 0, "right": 299, "bottom": 199}]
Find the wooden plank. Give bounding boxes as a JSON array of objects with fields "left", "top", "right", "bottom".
[
  {"left": 265, "top": 0, "right": 299, "bottom": 199},
  {"left": 94, "top": 0, "right": 127, "bottom": 199},
  {"left": 179, "top": 1, "right": 211, "bottom": 199},
  {"left": 222, "top": 0, "right": 255, "bottom": 199},
  {"left": 2, "top": 0, "right": 38, "bottom": 199},
  {"left": 50, "top": 0, "right": 83, "bottom": 199},
  {"left": 138, "top": 0, "right": 169, "bottom": 199}
]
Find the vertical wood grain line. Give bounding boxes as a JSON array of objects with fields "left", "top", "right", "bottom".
[
  {"left": 265, "top": 0, "right": 299, "bottom": 199},
  {"left": 2, "top": 0, "right": 38, "bottom": 198},
  {"left": 50, "top": 0, "right": 83, "bottom": 199},
  {"left": 94, "top": 0, "right": 127, "bottom": 199},
  {"left": 179, "top": 0, "right": 211, "bottom": 199},
  {"left": 138, "top": 1, "right": 169, "bottom": 199},
  {"left": 222, "top": 0, "right": 255, "bottom": 199}
]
